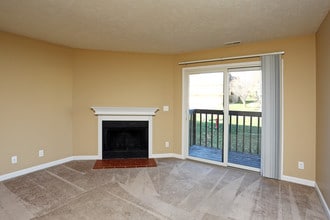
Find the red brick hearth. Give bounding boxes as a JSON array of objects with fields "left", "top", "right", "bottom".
[{"left": 93, "top": 158, "right": 157, "bottom": 169}]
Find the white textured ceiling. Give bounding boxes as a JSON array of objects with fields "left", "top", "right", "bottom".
[{"left": 0, "top": 0, "right": 329, "bottom": 54}]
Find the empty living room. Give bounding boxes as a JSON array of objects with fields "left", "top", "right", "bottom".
[{"left": 1, "top": 1, "right": 330, "bottom": 219}]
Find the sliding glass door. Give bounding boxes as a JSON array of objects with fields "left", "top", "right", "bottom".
[
  {"left": 188, "top": 72, "right": 224, "bottom": 163},
  {"left": 228, "top": 68, "right": 262, "bottom": 168},
  {"left": 183, "top": 62, "right": 261, "bottom": 170}
]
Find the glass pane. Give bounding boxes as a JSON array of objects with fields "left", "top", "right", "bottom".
[
  {"left": 228, "top": 69, "right": 261, "bottom": 168},
  {"left": 188, "top": 72, "right": 224, "bottom": 162}
]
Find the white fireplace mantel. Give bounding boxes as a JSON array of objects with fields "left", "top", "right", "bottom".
[
  {"left": 91, "top": 107, "right": 159, "bottom": 116},
  {"left": 91, "top": 106, "right": 159, "bottom": 159}
]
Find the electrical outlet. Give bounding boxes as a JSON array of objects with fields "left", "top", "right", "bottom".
[
  {"left": 165, "top": 141, "right": 170, "bottom": 148},
  {"left": 163, "top": 106, "right": 169, "bottom": 112},
  {"left": 298, "top": 161, "right": 304, "bottom": 170},
  {"left": 11, "top": 156, "right": 17, "bottom": 164},
  {"left": 39, "top": 149, "right": 44, "bottom": 157}
]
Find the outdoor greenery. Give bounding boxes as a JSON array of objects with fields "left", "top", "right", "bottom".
[
  {"left": 229, "top": 101, "right": 261, "bottom": 112},
  {"left": 189, "top": 70, "right": 262, "bottom": 156},
  {"left": 190, "top": 115, "right": 261, "bottom": 155}
]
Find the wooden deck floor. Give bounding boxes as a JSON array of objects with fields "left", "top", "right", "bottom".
[{"left": 189, "top": 145, "right": 260, "bottom": 168}]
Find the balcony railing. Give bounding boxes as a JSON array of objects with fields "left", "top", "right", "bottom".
[{"left": 189, "top": 109, "right": 262, "bottom": 155}]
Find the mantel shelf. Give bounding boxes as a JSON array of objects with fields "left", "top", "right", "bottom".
[{"left": 91, "top": 107, "right": 159, "bottom": 116}]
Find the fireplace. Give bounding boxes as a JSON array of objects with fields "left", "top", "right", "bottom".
[
  {"left": 102, "top": 121, "right": 148, "bottom": 159},
  {"left": 91, "top": 107, "right": 159, "bottom": 159}
]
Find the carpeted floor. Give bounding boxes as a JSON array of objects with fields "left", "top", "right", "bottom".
[{"left": 0, "top": 158, "right": 327, "bottom": 219}]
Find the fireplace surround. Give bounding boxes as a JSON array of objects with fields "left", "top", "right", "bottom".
[
  {"left": 102, "top": 120, "right": 148, "bottom": 159},
  {"left": 91, "top": 107, "right": 159, "bottom": 159}
]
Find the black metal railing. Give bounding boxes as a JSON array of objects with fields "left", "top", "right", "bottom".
[{"left": 189, "top": 109, "right": 262, "bottom": 155}]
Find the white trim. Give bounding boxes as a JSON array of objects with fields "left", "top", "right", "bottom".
[
  {"left": 151, "top": 153, "right": 185, "bottom": 159},
  {"left": 0, "top": 154, "right": 184, "bottom": 181},
  {"left": 181, "top": 69, "right": 189, "bottom": 160},
  {"left": 315, "top": 183, "right": 330, "bottom": 219},
  {"left": 181, "top": 61, "right": 262, "bottom": 170},
  {"left": 227, "top": 163, "right": 261, "bottom": 172},
  {"left": 281, "top": 175, "right": 315, "bottom": 187},
  {"left": 186, "top": 155, "right": 226, "bottom": 166},
  {"left": 97, "top": 115, "right": 154, "bottom": 159},
  {"left": 91, "top": 107, "right": 159, "bottom": 116},
  {"left": 223, "top": 68, "right": 229, "bottom": 165},
  {"left": 0, "top": 157, "right": 73, "bottom": 182}
]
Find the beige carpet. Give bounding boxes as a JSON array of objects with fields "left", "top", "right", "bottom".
[{"left": 0, "top": 158, "right": 327, "bottom": 219}]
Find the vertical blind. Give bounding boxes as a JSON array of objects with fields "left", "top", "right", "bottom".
[{"left": 261, "top": 54, "right": 282, "bottom": 179}]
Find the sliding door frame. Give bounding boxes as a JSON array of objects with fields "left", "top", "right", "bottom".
[{"left": 182, "top": 61, "right": 261, "bottom": 170}]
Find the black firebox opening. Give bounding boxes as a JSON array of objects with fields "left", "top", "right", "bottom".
[{"left": 102, "top": 121, "right": 148, "bottom": 159}]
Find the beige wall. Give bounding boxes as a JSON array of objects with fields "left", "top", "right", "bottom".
[
  {"left": 174, "top": 35, "right": 317, "bottom": 181},
  {"left": 0, "top": 32, "right": 73, "bottom": 175},
  {"left": 72, "top": 50, "right": 175, "bottom": 155},
  {"left": 316, "top": 11, "right": 330, "bottom": 207},
  {"left": 0, "top": 31, "right": 318, "bottom": 183}
]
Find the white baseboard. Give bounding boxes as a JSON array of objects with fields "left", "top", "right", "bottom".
[
  {"left": 0, "top": 154, "right": 321, "bottom": 197},
  {"left": 281, "top": 175, "right": 315, "bottom": 187},
  {"left": 0, "top": 155, "right": 100, "bottom": 182},
  {"left": 315, "top": 183, "right": 330, "bottom": 219},
  {"left": 0, "top": 157, "right": 74, "bottom": 182},
  {"left": 151, "top": 153, "right": 185, "bottom": 159},
  {"left": 0, "top": 154, "right": 184, "bottom": 182}
]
